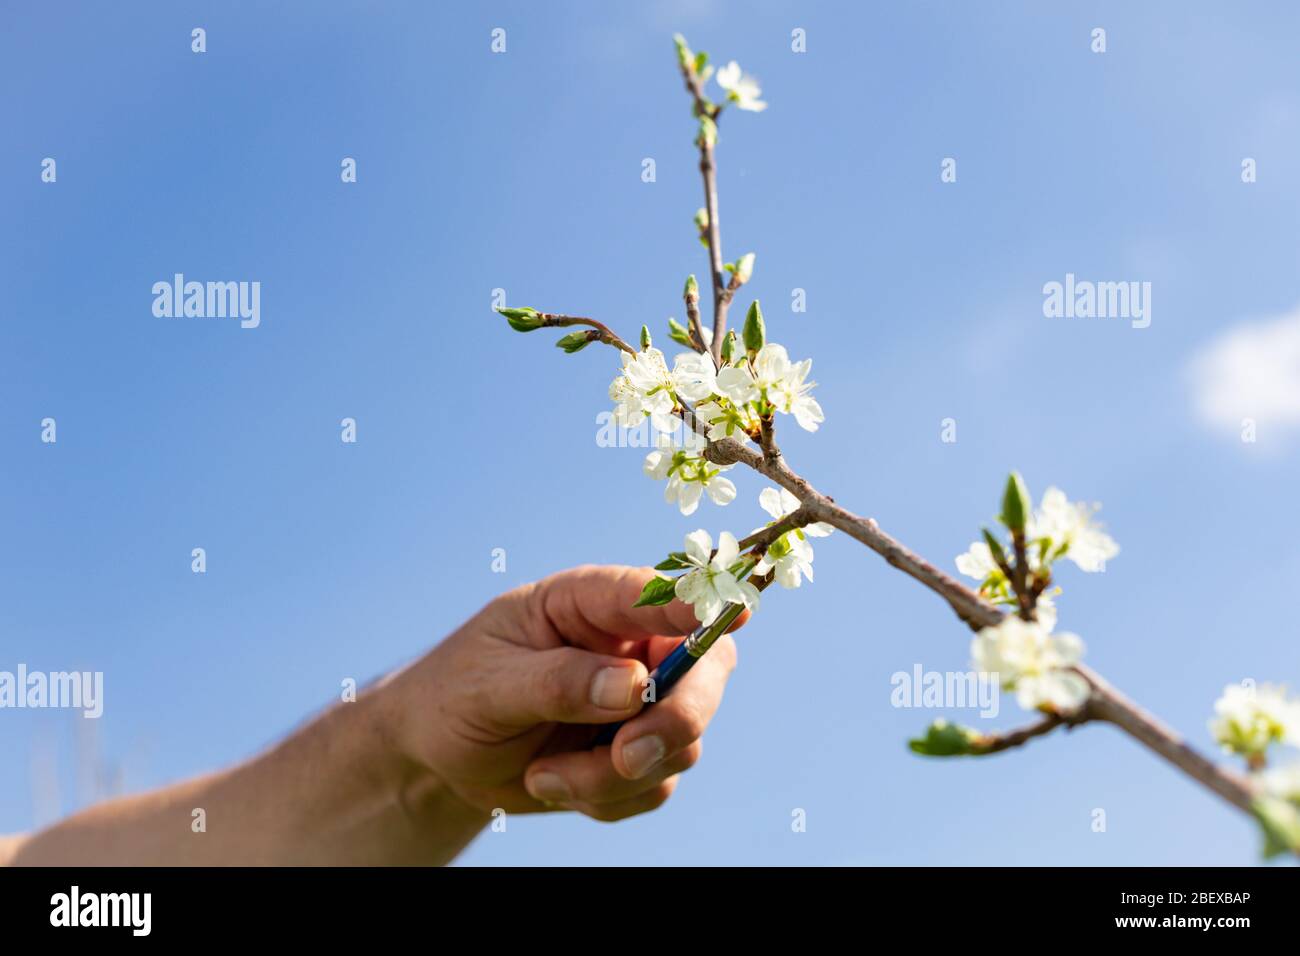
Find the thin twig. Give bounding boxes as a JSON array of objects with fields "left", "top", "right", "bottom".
[
  {"left": 969, "top": 714, "right": 1068, "bottom": 754},
  {"left": 683, "top": 282, "right": 707, "bottom": 354},
  {"left": 535, "top": 312, "right": 635, "bottom": 355},
  {"left": 736, "top": 506, "right": 814, "bottom": 554},
  {"left": 677, "top": 60, "right": 729, "bottom": 364}
]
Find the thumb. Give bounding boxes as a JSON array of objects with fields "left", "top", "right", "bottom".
[{"left": 487, "top": 647, "right": 649, "bottom": 730}]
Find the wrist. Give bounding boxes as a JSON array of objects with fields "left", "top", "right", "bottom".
[{"left": 364, "top": 654, "right": 491, "bottom": 864}]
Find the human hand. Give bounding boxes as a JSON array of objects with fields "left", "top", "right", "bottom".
[{"left": 386, "top": 565, "right": 745, "bottom": 824}]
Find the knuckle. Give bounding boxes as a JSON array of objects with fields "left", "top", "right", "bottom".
[
  {"left": 673, "top": 739, "right": 704, "bottom": 772},
  {"left": 668, "top": 697, "right": 709, "bottom": 742},
  {"left": 536, "top": 651, "right": 580, "bottom": 717}
]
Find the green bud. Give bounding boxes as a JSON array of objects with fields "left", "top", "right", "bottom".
[
  {"left": 684, "top": 274, "right": 699, "bottom": 303},
  {"left": 496, "top": 306, "right": 543, "bottom": 332},
  {"left": 640, "top": 325, "right": 652, "bottom": 350},
  {"left": 908, "top": 719, "right": 985, "bottom": 757},
  {"left": 667, "top": 317, "right": 693, "bottom": 347},
  {"left": 672, "top": 34, "right": 692, "bottom": 71},
  {"left": 734, "top": 253, "right": 755, "bottom": 285},
  {"left": 696, "top": 115, "right": 717, "bottom": 149},
  {"left": 693, "top": 208, "right": 709, "bottom": 230},
  {"left": 721, "top": 330, "right": 739, "bottom": 364},
  {"left": 694, "top": 51, "right": 709, "bottom": 76},
  {"left": 555, "top": 330, "right": 593, "bottom": 354},
  {"left": 1000, "top": 471, "right": 1031, "bottom": 535},
  {"left": 742, "top": 300, "right": 766, "bottom": 355}
]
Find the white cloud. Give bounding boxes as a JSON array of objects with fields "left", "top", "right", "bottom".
[{"left": 1187, "top": 305, "right": 1300, "bottom": 438}]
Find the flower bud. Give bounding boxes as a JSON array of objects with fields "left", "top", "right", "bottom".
[
  {"left": 555, "top": 330, "right": 594, "bottom": 353},
  {"left": 721, "top": 329, "right": 739, "bottom": 364},
  {"left": 684, "top": 274, "right": 699, "bottom": 304},
  {"left": 667, "top": 317, "right": 693, "bottom": 347},
  {"left": 734, "top": 253, "right": 755, "bottom": 285},
  {"left": 1000, "top": 472, "right": 1031, "bottom": 535},
  {"left": 696, "top": 115, "right": 718, "bottom": 148},
  {"left": 640, "top": 325, "right": 652, "bottom": 350},
  {"left": 742, "top": 300, "right": 766, "bottom": 355},
  {"left": 673, "top": 34, "right": 692, "bottom": 71},
  {"left": 496, "top": 306, "right": 543, "bottom": 332},
  {"left": 693, "top": 208, "right": 709, "bottom": 230}
]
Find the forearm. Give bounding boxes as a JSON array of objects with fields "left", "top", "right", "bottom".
[{"left": 6, "top": 684, "right": 489, "bottom": 866}]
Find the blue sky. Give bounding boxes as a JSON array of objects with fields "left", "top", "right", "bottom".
[{"left": 3, "top": 1, "right": 1299, "bottom": 865}]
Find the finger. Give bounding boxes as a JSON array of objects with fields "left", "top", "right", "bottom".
[
  {"left": 484, "top": 646, "right": 649, "bottom": 730},
  {"left": 564, "top": 776, "right": 681, "bottom": 823},
  {"left": 533, "top": 565, "right": 745, "bottom": 651},
  {"left": 523, "top": 740, "right": 702, "bottom": 805},
  {"left": 611, "top": 633, "right": 738, "bottom": 780}
]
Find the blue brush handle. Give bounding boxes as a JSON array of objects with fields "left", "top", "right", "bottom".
[
  {"left": 590, "top": 598, "right": 750, "bottom": 747},
  {"left": 590, "top": 642, "right": 697, "bottom": 746}
]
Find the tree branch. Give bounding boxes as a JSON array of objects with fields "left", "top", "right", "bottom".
[
  {"left": 535, "top": 312, "right": 635, "bottom": 355},
  {"left": 521, "top": 39, "right": 1269, "bottom": 841}
]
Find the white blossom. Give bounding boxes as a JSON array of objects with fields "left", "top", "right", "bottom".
[
  {"left": 670, "top": 350, "right": 717, "bottom": 402},
  {"left": 755, "top": 531, "right": 815, "bottom": 589},
  {"left": 715, "top": 343, "right": 824, "bottom": 432},
  {"left": 1209, "top": 683, "right": 1300, "bottom": 758},
  {"left": 674, "top": 529, "right": 761, "bottom": 623},
  {"left": 715, "top": 61, "right": 767, "bottom": 112},
  {"left": 1260, "top": 762, "right": 1300, "bottom": 803},
  {"left": 610, "top": 347, "right": 678, "bottom": 432},
  {"left": 1031, "top": 487, "right": 1119, "bottom": 573},
  {"left": 955, "top": 541, "right": 1000, "bottom": 581},
  {"left": 643, "top": 431, "right": 736, "bottom": 516},
  {"left": 694, "top": 399, "right": 757, "bottom": 442},
  {"left": 971, "top": 615, "right": 1089, "bottom": 714},
  {"left": 758, "top": 486, "right": 834, "bottom": 537},
  {"left": 748, "top": 488, "right": 833, "bottom": 589}
]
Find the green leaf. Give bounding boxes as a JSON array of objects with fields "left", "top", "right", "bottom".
[
  {"left": 908, "top": 719, "right": 982, "bottom": 757},
  {"left": 1000, "top": 471, "right": 1031, "bottom": 535},
  {"left": 1252, "top": 796, "right": 1300, "bottom": 859},
  {"left": 667, "top": 318, "right": 693, "bottom": 347},
  {"left": 633, "top": 574, "right": 679, "bottom": 607},
  {"left": 654, "top": 552, "right": 691, "bottom": 571},
  {"left": 694, "top": 51, "right": 709, "bottom": 75},
  {"left": 555, "top": 331, "right": 593, "bottom": 353},
  {"left": 981, "top": 528, "right": 1008, "bottom": 569}
]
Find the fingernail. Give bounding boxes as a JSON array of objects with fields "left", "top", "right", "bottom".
[
  {"left": 591, "top": 666, "right": 638, "bottom": 711},
  {"left": 622, "top": 735, "right": 667, "bottom": 779},
  {"left": 527, "top": 772, "right": 572, "bottom": 803}
]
